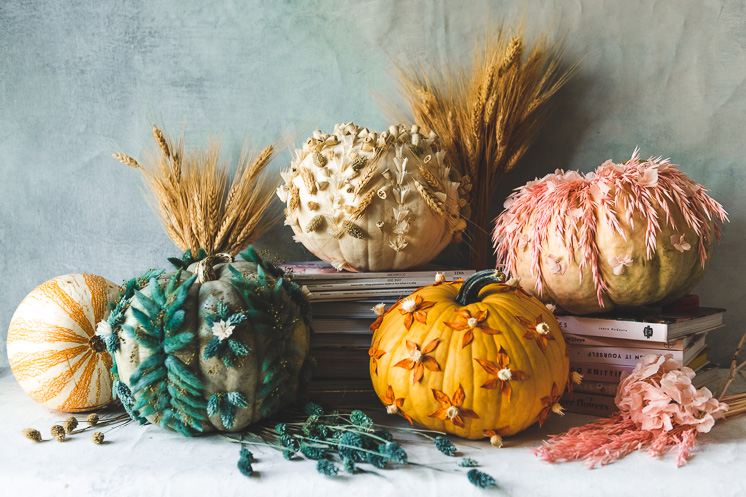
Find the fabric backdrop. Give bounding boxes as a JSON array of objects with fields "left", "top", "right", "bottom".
[{"left": 1, "top": 0, "right": 744, "bottom": 367}]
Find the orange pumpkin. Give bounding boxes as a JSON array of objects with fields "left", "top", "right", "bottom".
[
  {"left": 369, "top": 270, "right": 569, "bottom": 440},
  {"left": 7, "top": 274, "right": 120, "bottom": 412}
]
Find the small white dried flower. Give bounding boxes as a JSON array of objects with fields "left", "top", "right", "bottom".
[
  {"left": 400, "top": 298, "right": 417, "bottom": 314},
  {"left": 536, "top": 322, "right": 551, "bottom": 335},
  {"left": 95, "top": 320, "right": 112, "bottom": 337},
  {"left": 551, "top": 403, "right": 565, "bottom": 416},
  {"left": 489, "top": 434, "right": 503, "bottom": 448},
  {"left": 467, "top": 317, "right": 479, "bottom": 329},
  {"left": 211, "top": 320, "right": 235, "bottom": 341},
  {"left": 571, "top": 371, "right": 583, "bottom": 384},
  {"left": 446, "top": 406, "right": 460, "bottom": 420},
  {"left": 386, "top": 404, "right": 399, "bottom": 415},
  {"left": 506, "top": 277, "right": 520, "bottom": 287},
  {"left": 372, "top": 303, "right": 386, "bottom": 316},
  {"left": 608, "top": 254, "right": 633, "bottom": 275},
  {"left": 545, "top": 303, "right": 557, "bottom": 313},
  {"left": 497, "top": 368, "right": 512, "bottom": 381},
  {"left": 434, "top": 272, "right": 446, "bottom": 284}
]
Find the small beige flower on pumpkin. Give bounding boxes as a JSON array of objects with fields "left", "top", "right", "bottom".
[
  {"left": 546, "top": 255, "right": 566, "bottom": 275},
  {"left": 95, "top": 320, "right": 113, "bottom": 337},
  {"left": 381, "top": 385, "right": 413, "bottom": 425},
  {"left": 484, "top": 427, "right": 510, "bottom": 448},
  {"left": 671, "top": 234, "right": 691, "bottom": 252},
  {"left": 638, "top": 166, "right": 659, "bottom": 188},
  {"left": 397, "top": 294, "right": 435, "bottom": 330},
  {"left": 444, "top": 309, "right": 500, "bottom": 348},
  {"left": 517, "top": 315, "right": 555, "bottom": 352},
  {"left": 474, "top": 347, "right": 529, "bottom": 401},
  {"left": 211, "top": 320, "right": 235, "bottom": 341},
  {"left": 434, "top": 272, "right": 447, "bottom": 284},
  {"left": 538, "top": 383, "right": 564, "bottom": 426},
  {"left": 372, "top": 303, "right": 386, "bottom": 316},
  {"left": 545, "top": 303, "right": 557, "bottom": 312},
  {"left": 368, "top": 339, "right": 386, "bottom": 375},
  {"left": 394, "top": 339, "right": 441, "bottom": 384},
  {"left": 608, "top": 254, "right": 633, "bottom": 275},
  {"left": 428, "top": 384, "right": 479, "bottom": 428}
]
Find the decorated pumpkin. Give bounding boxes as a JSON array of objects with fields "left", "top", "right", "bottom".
[
  {"left": 369, "top": 270, "right": 569, "bottom": 440},
  {"left": 7, "top": 274, "right": 121, "bottom": 412},
  {"left": 277, "top": 122, "right": 468, "bottom": 272},
  {"left": 493, "top": 151, "right": 728, "bottom": 314},
  {"left": 106, "top": 247, "right": 313, "bottom": 435}
]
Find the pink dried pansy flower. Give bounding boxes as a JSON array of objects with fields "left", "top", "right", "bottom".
[
  {"left": 608, "top": 254, "right": 633, "bottom": 275},
  {"left": 671, "top": 234, "right": 691, "bottom": 252}
]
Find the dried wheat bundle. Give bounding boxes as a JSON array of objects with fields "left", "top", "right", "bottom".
[
  {"left": 113, "top": 125, "right": 279, "bottom": 256},
  {"left": 391, "top": 28, "right": 574, "bottom": 268}
]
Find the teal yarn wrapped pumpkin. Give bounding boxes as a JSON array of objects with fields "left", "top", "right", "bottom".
[{"left": 105, "top": 247, "right": 313, "bottom": 436}]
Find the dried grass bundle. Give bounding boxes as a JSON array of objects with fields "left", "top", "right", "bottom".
[
  {"left": 390, "top": 27, "right": 574, "bottom": 268},
  {"left": 114, "top": 125, "right": 279, "bottom": 256}
]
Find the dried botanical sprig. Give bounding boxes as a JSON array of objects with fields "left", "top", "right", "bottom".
[
  {"left": 22, "top": 428, "right": 42, "bottom": 442},
  {"left": 389, "top": 27, "right": 574, "bottom": 268},
  {"left": 114, "top": 125, "right": 280, "bottom": 256},
  {"left": 91, "top": 432, "right": 105, "bottom": 444}
]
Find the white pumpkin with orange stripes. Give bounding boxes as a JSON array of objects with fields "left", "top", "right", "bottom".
[{"left": 7, "top": 274, "right": 121, "bottom": 412}]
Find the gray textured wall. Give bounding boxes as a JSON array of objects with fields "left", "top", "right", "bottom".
[{"left": 1, "top": 0, "right": 744, "bottom": 367}]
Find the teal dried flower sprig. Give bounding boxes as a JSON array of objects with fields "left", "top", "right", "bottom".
[
  {"left": 221, "top": 403, "right": 497, "bottom": 487},
  {"left": 237, "top": 447, "right": 254, "bottom": 476},
  {"left": 207, "top": 392, "right": 249, "bottom": 430},
  {"left": 203, "top": 301, "right": 251, "bottom": 369},
  {"left": 467, "top": 469, "right": 498, "bottom": 489}
]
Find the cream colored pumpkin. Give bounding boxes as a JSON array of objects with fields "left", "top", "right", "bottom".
[
  {"left": 278, "top": 123, "right": 468, "bottom": 272},
  {"left": 7, "top": 274, "right": 120, "bottom": 412},
  {"left": 493, "top": 152, "right": 728, "bottom": 314}
]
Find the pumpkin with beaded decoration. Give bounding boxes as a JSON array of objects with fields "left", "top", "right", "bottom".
[{"left": 369, "top": 270, "right": 569, "bottom": 441}]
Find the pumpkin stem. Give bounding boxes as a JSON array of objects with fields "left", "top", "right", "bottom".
[
  {"left": 455, "top": 269, "right": 506, "bottom": 306},
  {"left": 195, "top": 252, "right": 234, "bottom": 283}
]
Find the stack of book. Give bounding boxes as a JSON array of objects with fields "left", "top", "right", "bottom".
[
  {"left": 282, "top": 261, "right": 474, "bottom": 407},
  {"left": 558, "top": 302, "right": 725, "bottom": 416}
]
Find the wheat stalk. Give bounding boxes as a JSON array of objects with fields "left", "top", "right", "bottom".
[
  {"left": 388, "top": 27, "right": 574, "bottom": 268},
  {"left": 300, "top": 167, "right": 317, "bottom": 194},
  {"left": 414, "top": 180, "right": 445, "bottom": 216},
  {"left": 348, "top": 189, "right": 376, "bottom": 220},
  {"left": 113, "top": 125, "right": 280, "bottom": 256}
]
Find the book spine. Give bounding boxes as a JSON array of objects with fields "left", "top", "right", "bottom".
[
  {"left": 557, "top": 315, "right": 670, "bottom": 342},
  {"left": 563, "top": 333, "right": 687, "bottom": 350},
  {"left": 570, "top": 363, "right": 634, "bottom": 382},
  {"left": 290, "top": 268, "right": 474, "bottom": 281},
  {"left": 308, "top": 288, "right": 417, "bottom": 301},
  {"left": 560, "top": 392, "right": 618, "bottom": 417},
  {"left": 569, "top": 345, "right": 684, "bottom": 367},
  {"left": 571, "top": 380, "right": 619, "bottom": 397},
  {"left": 305, "top": 278, "right": 436, "bottom": 291}
]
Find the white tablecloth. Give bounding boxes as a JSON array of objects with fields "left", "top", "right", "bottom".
[{"left": 1, "top": 366, "right": 745, "bottom": 497}]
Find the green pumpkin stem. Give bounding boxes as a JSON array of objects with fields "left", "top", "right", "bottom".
[{"left": 454, "top": 269, "right": 506, "bottom": 306}]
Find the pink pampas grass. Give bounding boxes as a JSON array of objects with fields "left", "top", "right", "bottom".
[{"left": 534, "top": 354, "right": 728, "bottom": 468}]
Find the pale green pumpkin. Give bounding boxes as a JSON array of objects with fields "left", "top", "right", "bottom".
[{"left": 108, "top": 247, "right": 312, "bottom": 435}]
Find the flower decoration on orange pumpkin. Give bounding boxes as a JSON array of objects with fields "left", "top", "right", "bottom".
[
  {"left": 484, "top": 427, "right": 511, "bottom": 448},
  {"left": 428, "top": 384, "right": 479, "bottom": 428},
  {"left": 394, "top": 339, "right": 441, "bottom": 384},
  {"left": 474, "top": 347, "right": 529, "bottom": 400},
  {"left": 538, "top": 382, "right": 564, "bottom": 427},
  {"left": 493, "top": 278, "right": 532, "bottom": 299},
  {"left": 398, "top": 294, "right": 435, "bottom": 330},
  {"left": 369, "top": 302, "right": 387, "bottom": 332},
  {"left": 444, "top": 309, "right": 500, "bottom": 348},
  {"left": 369, "top": 339, "right": 386, "bottom": 376},
  {"left": 566, "top": 371, "right": 583, "bottom": 396},
  {"left": 381, "top": 385, "right": 413, "bottom": 425},
  {"left": 517, "top": 315, "right": 554, "bottom": 352}
]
